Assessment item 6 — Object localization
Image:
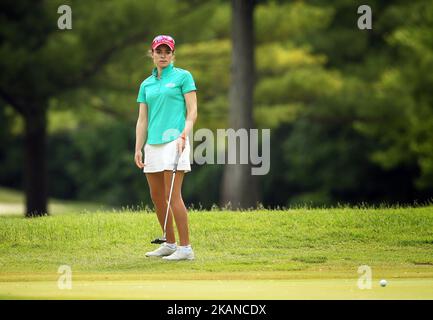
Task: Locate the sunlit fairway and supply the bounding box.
[1,205,433,299]
[2,277,433,300]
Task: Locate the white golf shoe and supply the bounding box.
[162,247,195,261]
[145,243,176,257]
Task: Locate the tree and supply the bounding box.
[0,0,203,216]
[220,0,260,209]
[355,0,433,190]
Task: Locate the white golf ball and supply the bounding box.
[380,279,387,287]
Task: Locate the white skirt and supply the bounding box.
[143,137,191,173]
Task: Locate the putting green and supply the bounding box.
[1,278,432,299]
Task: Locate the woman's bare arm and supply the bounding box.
[177,91,197,154]
[135,103,148,168]
[182,91,198,138]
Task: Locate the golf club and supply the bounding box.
[151,149,182,244]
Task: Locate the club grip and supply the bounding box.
[173,150,181,172]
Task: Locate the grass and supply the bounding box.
[0,187,23,203]
[0,186,107,216]
[2,279,433,300]
[1,206,433,299]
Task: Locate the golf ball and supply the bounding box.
[380,279,387,287]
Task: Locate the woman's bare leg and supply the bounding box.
[163,170,190,246]
[145,172,176,244]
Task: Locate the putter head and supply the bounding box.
[151,237,166,244]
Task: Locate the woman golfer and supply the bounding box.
[135,35,197,260]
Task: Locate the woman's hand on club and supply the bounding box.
[177,137,186,154]
[135,150,144,169]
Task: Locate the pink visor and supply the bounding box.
[151,35,175,51]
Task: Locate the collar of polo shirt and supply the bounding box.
[152,63,174,79]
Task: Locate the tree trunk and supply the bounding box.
[220,0,260,210]
[24,107,48,217]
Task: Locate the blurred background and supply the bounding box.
[1,0,433,216]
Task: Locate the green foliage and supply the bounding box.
[0,105,22,189]
[255,1,334,44]
[64,122,149,206]
[353,0,433,189]
[1,0,433,209]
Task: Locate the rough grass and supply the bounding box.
[1,206,433,278]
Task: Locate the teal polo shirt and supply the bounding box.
[137,63,197,144]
